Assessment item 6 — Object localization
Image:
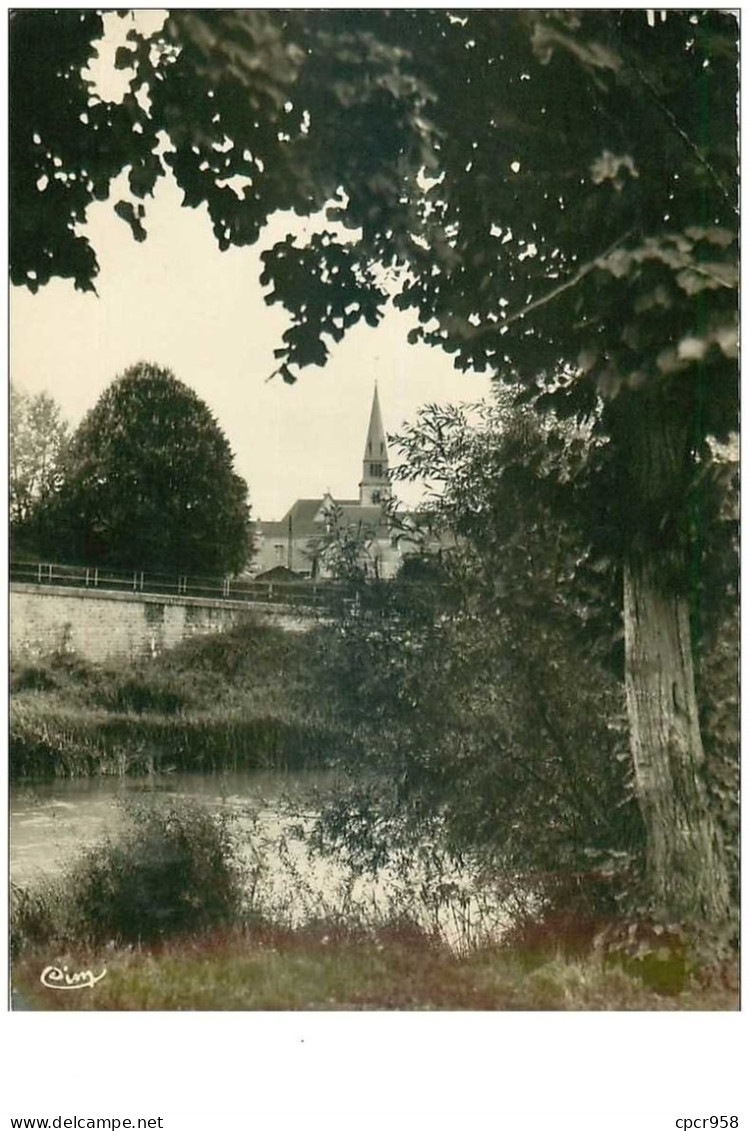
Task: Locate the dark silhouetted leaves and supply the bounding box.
[36,362,251,575]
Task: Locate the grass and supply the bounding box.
[10,616,739,1011]
[11,925,738,1011]
[10,700,339,778]
[11,795,738,1012]
[10,619,354,779]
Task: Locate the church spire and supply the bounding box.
[363,383,386,461]
[359,384,391,506]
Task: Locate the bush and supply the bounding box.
[307,582,643,905]
[11,653,92,694]
[64,799,245,944]
[10,663,60,693]
[12,654,195,713]
[10,880,66,956]
[86,673,189,715]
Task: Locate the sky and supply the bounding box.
[10,9,493,521]
[10,170,492,522]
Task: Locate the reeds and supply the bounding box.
[10,621,352,780]
[11,702,343,779]
[11,796,737,1009]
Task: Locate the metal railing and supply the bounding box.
[9,560,331,609]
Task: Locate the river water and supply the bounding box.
[10,770,511,949]
[11,769,328,886]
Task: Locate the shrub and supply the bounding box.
[307,584,643,907]
[10,663,60,693]
[64,799,245,944]
[10,880,65,956]
[11,654,92,694]
[85,672,189,715]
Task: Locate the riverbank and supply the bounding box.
[10,618,351,780]
[11,925,738,1011]
[11,790,738,1011]
[11,616,739,1011]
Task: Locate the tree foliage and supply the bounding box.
[11,12,737,402]
[10,384,69,536]
[10,10,738,923]
[395,392,737,881]
[11,9,737,581]
[308,427,643,909]
[11,9,737,496]
[393,396,621,660]
[303,502,384,582]
[9,10,157,292]
[394,388,737,669]
[310,386,736,914]
[36,363,251,575]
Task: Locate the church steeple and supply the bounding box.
[359,384,391,506]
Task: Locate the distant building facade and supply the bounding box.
[252,387,440,579]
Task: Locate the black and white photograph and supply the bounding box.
[4,4,742,1125]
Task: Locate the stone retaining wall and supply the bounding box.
[10,584,312,664]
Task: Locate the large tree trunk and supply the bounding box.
[621,406,731,925]
[623,558,730,923]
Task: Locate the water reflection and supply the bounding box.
[11,770,511,950]
[11,768,336,884]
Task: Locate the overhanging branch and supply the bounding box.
[498,229,634,331]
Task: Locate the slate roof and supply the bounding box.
[285,497,358,528]
[255,496,387,540]
[336,504,390,532]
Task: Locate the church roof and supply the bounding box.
[337,504,390,532]
[254,387,393,544]
[255,496,383,539]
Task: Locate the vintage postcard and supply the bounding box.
[5,8,742,1130]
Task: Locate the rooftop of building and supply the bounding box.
[255,496,391,538]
